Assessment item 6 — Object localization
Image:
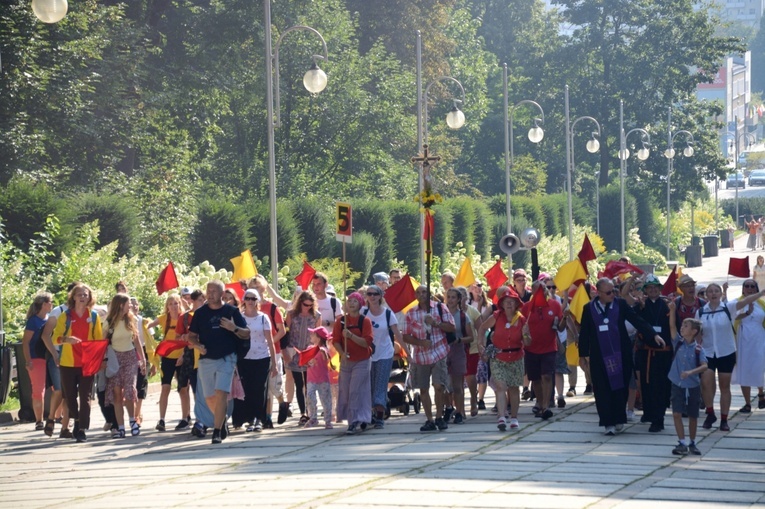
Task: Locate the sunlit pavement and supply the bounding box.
[1,237,764,508]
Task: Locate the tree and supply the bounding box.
[751,15,765,95]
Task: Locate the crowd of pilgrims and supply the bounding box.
[19,267,765,453]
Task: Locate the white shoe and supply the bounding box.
[615,423,624,433]
[626,410,635,422]
[509,418,520,429]
[605,426,616,436]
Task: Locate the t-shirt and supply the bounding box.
[189,304,247,360]
[306,345,330,384]
[105,319,136,353]
[696,300,738,358]
[491,310,525,362]
[242,312,273,360]
[157,313,182,360]
[521,298,563,354]
[317,296,343,329]
[25,315,47,360]
[260,301,284,354]
[331,314,373,362]
[362,306,398,362]
[668,334,707,388]
[51,308,103,368]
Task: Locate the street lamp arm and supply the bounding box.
[571,116,601,137]
[423,76,466,144]
[273,25,329,128]
[625,128,651,145]
[669,130,695,145]
[509,99,545,128]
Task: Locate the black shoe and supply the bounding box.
[264,417,274,429]
[648,423,663,433]
[640,414,651,423]
[277,402,289,424]
[542,409,553,420]
[583,384,593,395]
[435,417,448,431]
[346,422,358,435]
[174,419,189,431]
[702,413,717,429]
[688,443,701,455]
[477,399,486,410]
[211,429,222,444]
[221,424,229,441]
[443,407,454,422]
[557,397,566,408]
[155,419,166,432]
[191,423,206,438]
[740,404,752,413]
[420,420,437,432]
[59,428,73,439]
[453,412,464,425]
[522,388,531,401]
[759,395,765,410]
[75,430,87,443]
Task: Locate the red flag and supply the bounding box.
[577,234,597,274]
[297,344,322,367]
[484,259,508,301]
[661,266,678,296]
[294,260,317,291]
[530,284,547,308]
[76,340,109,377]
[155,261,180,295]
[155,340,188,358]
[385,273,418,313]
[225,282,244,300]
[423,210,435,241]
[728,257,750,278]
[602,260,644,279]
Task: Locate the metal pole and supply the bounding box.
[565,85,574,260]
[620,100,626,255]
[667,107,672,260]
[596,173,600,236]
[416,31,425,280]
[735,115,739,230]
[264,0,279,290]
[504,63,511,237]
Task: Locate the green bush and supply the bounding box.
[344,231,377,285]
[539,197,561,237]
[513,196,545,234]
[444,197,476,255]
[192,198,249,268]
[388,201,421,278]
[73,192,140,257]
[599,184,637,253]
[473,200,492,259]
[352,201,395,276]
[572,194,595,230]
[722,197,765,228]
[293,197,334,261]
[431,204,454,266]
[248,200,301,267]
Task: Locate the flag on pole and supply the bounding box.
[295,260,317,290]
[454,257,477,288]
[553,259,587,293]
[225,282,244,300]
[577,234,597,274]
[297,345,322,367]
[155,340,188,358]
[728,257,750,278]
[78,340,110,377]
[569,283,591,323]
[385,273,418,313]
[661,266,678,296]
[530,284,547,308]
[484,259,508,300]
[231,249,257,281]
[601,260,644,279]
[155,261,179,295]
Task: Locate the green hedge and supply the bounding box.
[473,200,492,259]
[0,179,72,253]
[293,197,334,261]
[345,231,377,285]
[599,184,637,252]
[444,197,476,254]
[388,201,421,277]
[351,201,395,276]
[193,198,249,268]
[248,200,300,265]
[74,192,140,257]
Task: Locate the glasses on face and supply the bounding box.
[546,285,556,290]
[514,277,526,281]
[76,293,89,298]
[302,301,314,306]
[744,284,757,289]
[599,290,614,296]
[244,297,258,302]
[366,292,380,297]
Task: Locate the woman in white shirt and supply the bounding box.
[696,282,765,431]
[731,280,765,413]
[232,289,277,432]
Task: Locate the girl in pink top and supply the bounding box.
[304,327,333,429]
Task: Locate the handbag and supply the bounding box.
[105,328,120,378]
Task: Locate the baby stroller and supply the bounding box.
[385,348,420,417]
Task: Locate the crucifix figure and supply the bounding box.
[411,143,441,183]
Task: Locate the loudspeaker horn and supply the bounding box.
[499,233,521,255]
[520,228,541,249]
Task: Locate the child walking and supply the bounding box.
[303,327,333,429]
[668,300,708,456]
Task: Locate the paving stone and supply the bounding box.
[488,480,619,497]
[635,487,761,503]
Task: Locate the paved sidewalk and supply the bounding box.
[1,235,764,509]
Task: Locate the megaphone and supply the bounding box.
[520,228,541,249]
[499,233,521,255]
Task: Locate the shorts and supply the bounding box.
[490,358,524,387]
[268,355,284,400]
[176,348,195,389]
[706,352,736,374]
[524,351,556,381]
[198,354,237,396]
[555,347,570,375]
[160,356,179,386]
[671,384,701,418]
[410,357,449,391]
[465,353,480,376]
[46,355,61,391]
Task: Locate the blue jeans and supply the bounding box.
[370,357,393,409]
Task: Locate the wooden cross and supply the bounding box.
[411,143,441,180]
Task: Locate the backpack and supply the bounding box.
[64,309,99,340]
[340,315,373,354]
[362,307,395,345]
[698,304,735,336]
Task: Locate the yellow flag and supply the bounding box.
[553,259,587,293]
[454,257,477,288]
[676,266,685,296]
[231,249,257,281]
[570,283,591,323]
[401,276,421,315]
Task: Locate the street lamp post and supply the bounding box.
[726,115,757,230]
[664,107,695,260]
[416,31,466,278]
[564,85,600,259]
[265,0,328,290]
[595,170,601,236]
[618,100,651,254]
[505,77,544,239]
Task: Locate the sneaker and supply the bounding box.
[191,422,206,438]
[522,388,532,401]
[298,415,310,426]
[346,422,358,435]
[59,428,73,439]
[75,430,87,443]
[130,421,140,437]
[672,443,688,455]
[509,418,520,429]
[566,387,576,397]
[649,423,663,433]
[263,417,274,429]
[702,413,717,429]
[435,417,448,431]
[252,420,263,432]
[739,404,752,414]
[174,419,190,431]
[491,405,498,414]
[719,420,730,432]
[111,429,126,439]
[541,409,553,420]
[688,442,701,455]
[604,426,616,436]
[615,423,624,433]
[359,422,368,432]
[626,410,636,422]
[373,419,384,430]
[211,429,222,444]
[277,402,289,424]
[325,422,333,429]
[497,417,507,431]
[420,420,437,432]
[221,424,229,441]
[584,384,593,395]
[557,397,566,408]
[443,406,454,422]
[453,412,464,425]
[477,399,486,410]
[155,419,166,432]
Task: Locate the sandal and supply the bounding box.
[35,421,45,431]
[43,419,55,437]
[531,406,541,416]
[298,415,309,426]
[740,404,752,414]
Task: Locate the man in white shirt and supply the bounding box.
[312,272,343,329]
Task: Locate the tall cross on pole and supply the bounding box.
[411,143,441,301]
[411,143,441,180]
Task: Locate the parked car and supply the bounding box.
[727,172,746,188]
[749,169,765,186]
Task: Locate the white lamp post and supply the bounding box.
[664,107,695,260]
[32,0,67,23]
[618,100,651,254]
[725,115,757,231]
[415,31,466,277]
[265,0,328,290]
[564,85,600,259]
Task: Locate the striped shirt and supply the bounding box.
[403,302,454,365]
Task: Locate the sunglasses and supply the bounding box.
[599,290,614,296]
[302,301,314,306]
[546,285,556,290]
[743,284,757,289]
[244,297,258,301]
[366,292,380,297]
